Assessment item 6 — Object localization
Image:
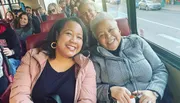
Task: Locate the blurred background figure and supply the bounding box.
[26,6,41,33]
[0,20,21,75]
[37,6,47,21]
[14,12,33,56]
[5,11,16,28]
[58,0,71,17]
[48,3,62,15]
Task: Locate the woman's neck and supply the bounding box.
[48,52,75,72]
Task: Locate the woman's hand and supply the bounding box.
[133,90,157,103]
[110,86,131,103]
[3,47,14,56]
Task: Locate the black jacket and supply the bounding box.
[0,27,21,59]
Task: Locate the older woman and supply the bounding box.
[90,12,168,103]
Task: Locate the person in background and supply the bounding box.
[5,11,15,28]
[90,12,168,103]
[78,0,98,48]
[37,6,47,21]
[0,20,21,75]
[58,0,71,17]
[10,17,96,103]
[14,12,33,56]
[25,6,41,33]
[48,3,62,15]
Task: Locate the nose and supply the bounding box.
[105,31,111,39]
[70,36,77,43]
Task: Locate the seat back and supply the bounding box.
[40,20,56,33]
[26,32,48,50]
[47,13,66,21]
[115,18,131,36]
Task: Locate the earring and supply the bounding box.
[51,42,56,49]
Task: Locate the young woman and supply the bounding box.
[10,17,96,103]
[14,12,33,41]
[5,11,15,28]
[90,12,168,103]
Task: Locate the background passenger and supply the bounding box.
[58,0,71,17]
[48,3,62,15]
[78,0,98,48]
[25,6,41,33]
[10,17,96,103]
[0,21,21,75]
[37,6,47,21]
[5,11,15,28]
[15,12,33,56]
[90,12,168,103]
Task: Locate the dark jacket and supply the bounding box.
[90,35,168,103]
[32,15,41,33]
[0,25,21,59]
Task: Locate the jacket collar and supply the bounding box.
[31,49,90,70]
[92,36,130,59]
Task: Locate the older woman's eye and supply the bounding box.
[98,34,104,38]
[109,28,115,33]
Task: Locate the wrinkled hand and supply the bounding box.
[110,86,131,103]
[133,90,157,103]
[3,48,13,56]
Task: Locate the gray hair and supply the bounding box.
[90,12,115,38]
[78,0,98,12]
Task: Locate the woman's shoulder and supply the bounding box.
[22,48,48,64]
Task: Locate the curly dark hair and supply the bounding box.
[39,17,88,59]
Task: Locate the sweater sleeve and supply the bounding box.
[138,36,168,99]
[92,61,111,102]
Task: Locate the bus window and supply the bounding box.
[136,0,180,56]
[105,0,128,18]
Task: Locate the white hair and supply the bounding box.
[90,12,116,38]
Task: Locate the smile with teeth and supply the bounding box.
[108,38,115,44]
[67,45,76,51]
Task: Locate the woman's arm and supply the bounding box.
[10,50,33,103]
[139,36,168,99]
[78,60,96,103]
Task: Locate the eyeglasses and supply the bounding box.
[49,9,55,13]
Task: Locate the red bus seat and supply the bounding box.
[40,20,56,33]
[47,13,66,21]
[115,18,131,36]
[26,32,48,50]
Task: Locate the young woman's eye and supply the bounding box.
[66,32,72,35]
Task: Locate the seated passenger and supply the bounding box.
[5,11,16,29]
[0,21,21,75]
[37,6,47,21]
[14,12,33,41]
[48,3,62,15]
[14,12,33,55]
[26,6,41,33]
[58,0,71,17]
[78,0,98,48]
[90,12,168,103]
[10,17,96,103]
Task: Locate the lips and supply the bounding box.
[66,45,76,51]
[108,38,115,44]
